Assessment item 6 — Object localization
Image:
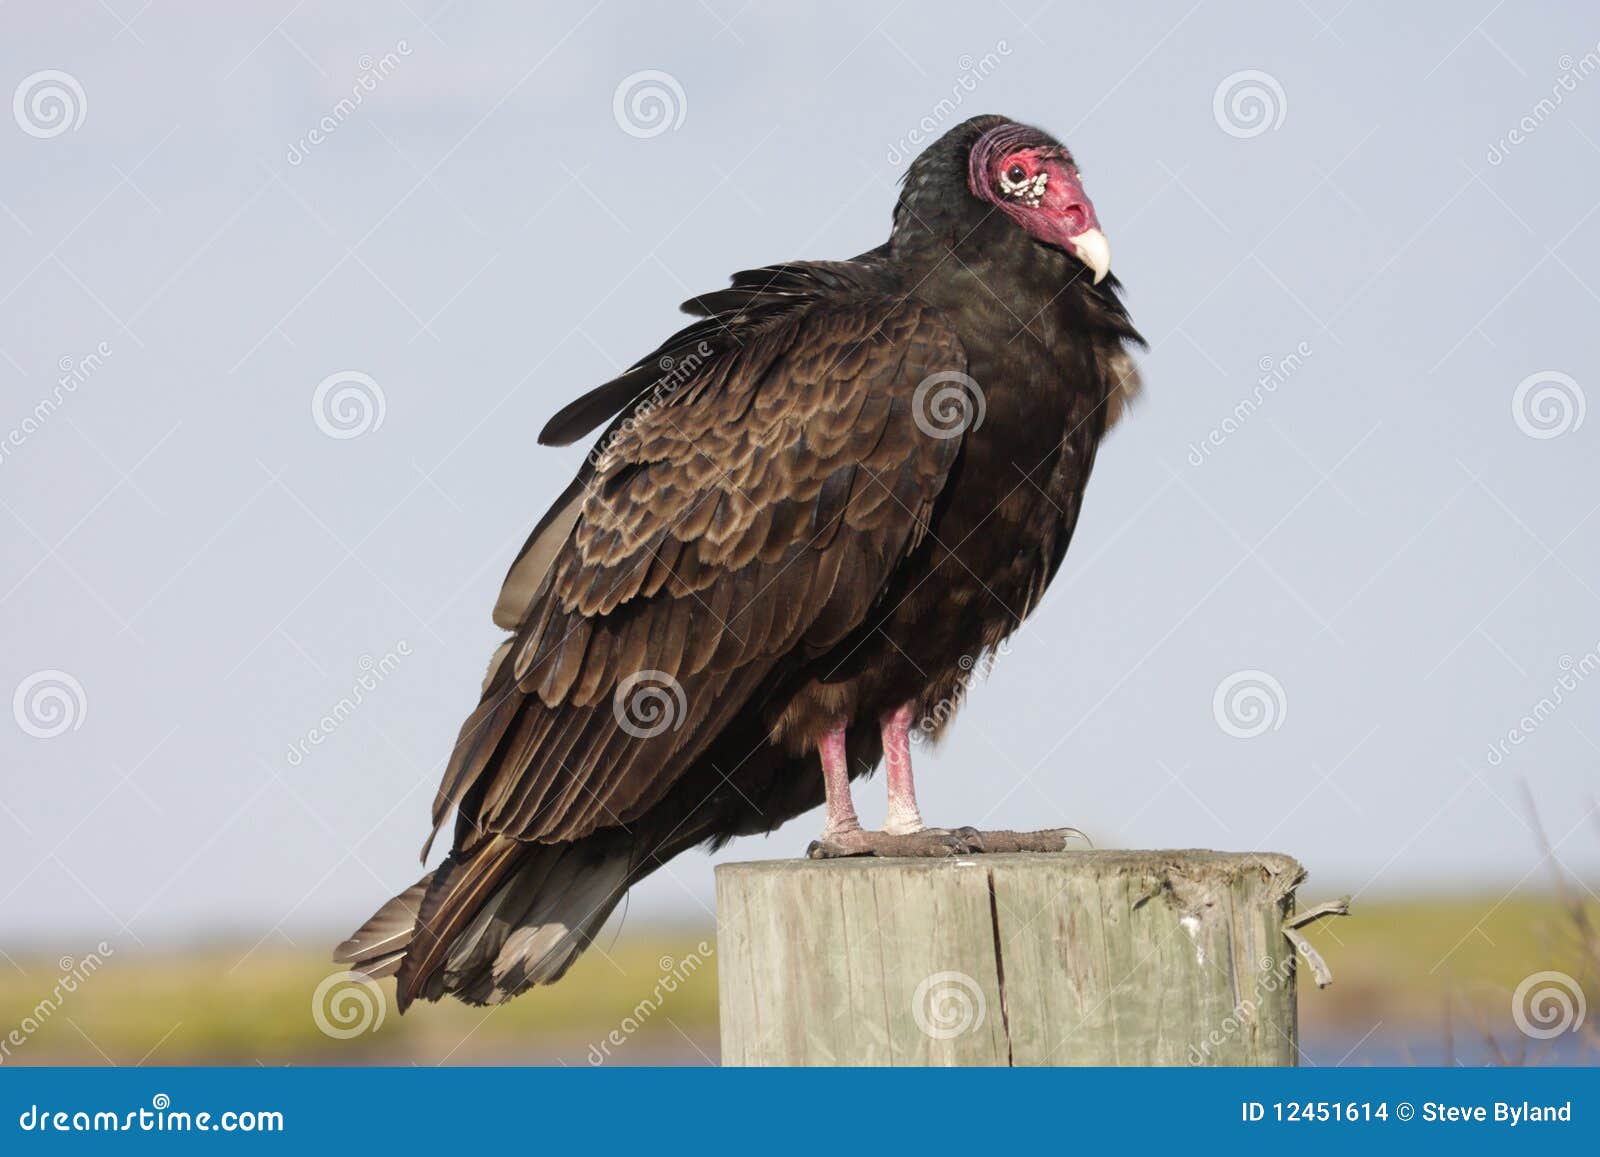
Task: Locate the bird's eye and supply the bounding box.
[1005,164,1026,183]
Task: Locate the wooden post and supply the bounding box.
[715,849,1306,1066]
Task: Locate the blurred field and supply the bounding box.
[0,927,719,1067]
[0,892,1594,1066]
[1295,891,1598,1064]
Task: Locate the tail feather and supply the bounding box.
[335,832,634,1012]
[395,836,523,1010]
[332,875,430,973]
[486,842,630,992]
[351,948,407,980]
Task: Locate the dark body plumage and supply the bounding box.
[337,115,1144,1008]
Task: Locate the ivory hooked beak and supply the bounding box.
[1068,228,1111,284]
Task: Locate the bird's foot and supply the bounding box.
[806,826,984,859]
[807,825,1090,859]
[963,826,1091,853]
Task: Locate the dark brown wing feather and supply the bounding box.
[536,257,886,447]
[396,297,967,1003]
[429,298,966,855]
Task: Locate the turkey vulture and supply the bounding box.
[337,114,1144,1009]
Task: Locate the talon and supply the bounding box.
[967,826,1091,853]
[807,828,973,859]
[1057,826,1092,849]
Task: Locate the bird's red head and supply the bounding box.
[967,122,1111,284]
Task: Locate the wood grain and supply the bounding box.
[716,850,1305,1066]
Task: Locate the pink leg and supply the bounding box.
[881,702,926,835]
[808,710,966,858]
[808,709,1088,859]
[817,723,861,838]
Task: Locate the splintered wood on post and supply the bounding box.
[715,850,1312,1066]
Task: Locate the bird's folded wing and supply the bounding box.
[429,298,968,853]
